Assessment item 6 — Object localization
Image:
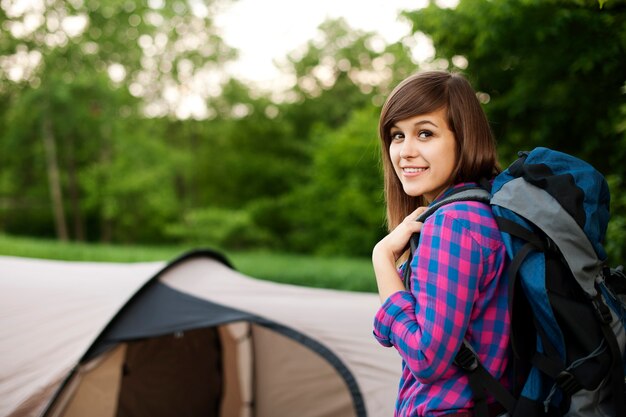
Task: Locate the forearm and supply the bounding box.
[372,243,406,302]
[373,291,450,383]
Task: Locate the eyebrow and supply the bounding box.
[391,119,439,129]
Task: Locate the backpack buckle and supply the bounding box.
[555,371,582,396]
[591,295,613,324]
[454,342,479,372]
[544,237,558,253]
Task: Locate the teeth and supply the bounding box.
[403,168,426,173]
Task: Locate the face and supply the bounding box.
[388,107,457,203]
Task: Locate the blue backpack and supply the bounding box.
[403,147,626,417]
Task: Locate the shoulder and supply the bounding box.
[436,200,496,226]
[423,201,503,251]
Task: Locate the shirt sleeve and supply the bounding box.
[372,210,485,383]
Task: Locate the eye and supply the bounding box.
[390,131,404,142]
[418,130,433,140]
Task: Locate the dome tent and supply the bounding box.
[0,249,400,417]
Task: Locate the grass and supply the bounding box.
[0,234,377,293]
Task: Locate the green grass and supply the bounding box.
[0,234,376,293]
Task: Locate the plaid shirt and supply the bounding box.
[373,183,512,417]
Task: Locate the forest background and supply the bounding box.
[1,0,625,287]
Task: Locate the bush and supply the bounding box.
[606,175,626,264]
[165,207,272,249]
[281,106,387,256]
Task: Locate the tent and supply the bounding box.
[0,249,401,417]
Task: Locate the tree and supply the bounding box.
[239,18,418,255]
[402,0,626,260]
[0,0,237,241]
[278,106,385,256]
[403,0,626,167]
[278,18,418,138]
[2,67,133,240]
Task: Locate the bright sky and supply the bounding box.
[213,0,452,91]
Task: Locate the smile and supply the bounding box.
[402,167,427,174]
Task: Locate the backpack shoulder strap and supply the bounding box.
[416,187,492,223]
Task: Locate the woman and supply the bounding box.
[372,70,511,416]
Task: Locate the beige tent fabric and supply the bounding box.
[0,253,402,417]
[219,322,254,417]
[0,256,162,417]
[160,256,401,417]
[60,344,126,417]
[252,324,356,417]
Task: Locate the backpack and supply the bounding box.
[402,147,626,417]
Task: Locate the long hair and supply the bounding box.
[379,71,499,230]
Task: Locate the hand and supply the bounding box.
[372,206,427,301]
[373,206,427,263]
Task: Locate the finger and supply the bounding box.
[400,216,424,235]
[413,206,428,216]
[407,220,424,234]
[405,206,428,222]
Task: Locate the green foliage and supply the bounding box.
[278,18,416,137]
[404,0,626,170]
[165,206,272,249]
[284,106,386,256]
[230,250,376,292]
[0,5,413,255]
[3,0,625,260]
[80,117,183,242]
[1,66,136,238]
[606,175,626,264]
[0,0,237,242]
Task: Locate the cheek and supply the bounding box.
[443,143,458,176]
[388,145,400,166]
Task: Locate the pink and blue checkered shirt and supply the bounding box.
[373,183,512,417]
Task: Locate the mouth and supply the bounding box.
[402,167,428,175]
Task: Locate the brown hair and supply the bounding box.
[379,70,499,230]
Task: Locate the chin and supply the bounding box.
[402,187,424,197]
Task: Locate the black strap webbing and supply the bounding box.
[506,242,534,359]
[495,216,548,252]
[455,341,517,417]
[599,321,626,417]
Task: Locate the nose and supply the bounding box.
[399,137,419,159]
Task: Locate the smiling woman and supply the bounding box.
[371,71,509,417]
